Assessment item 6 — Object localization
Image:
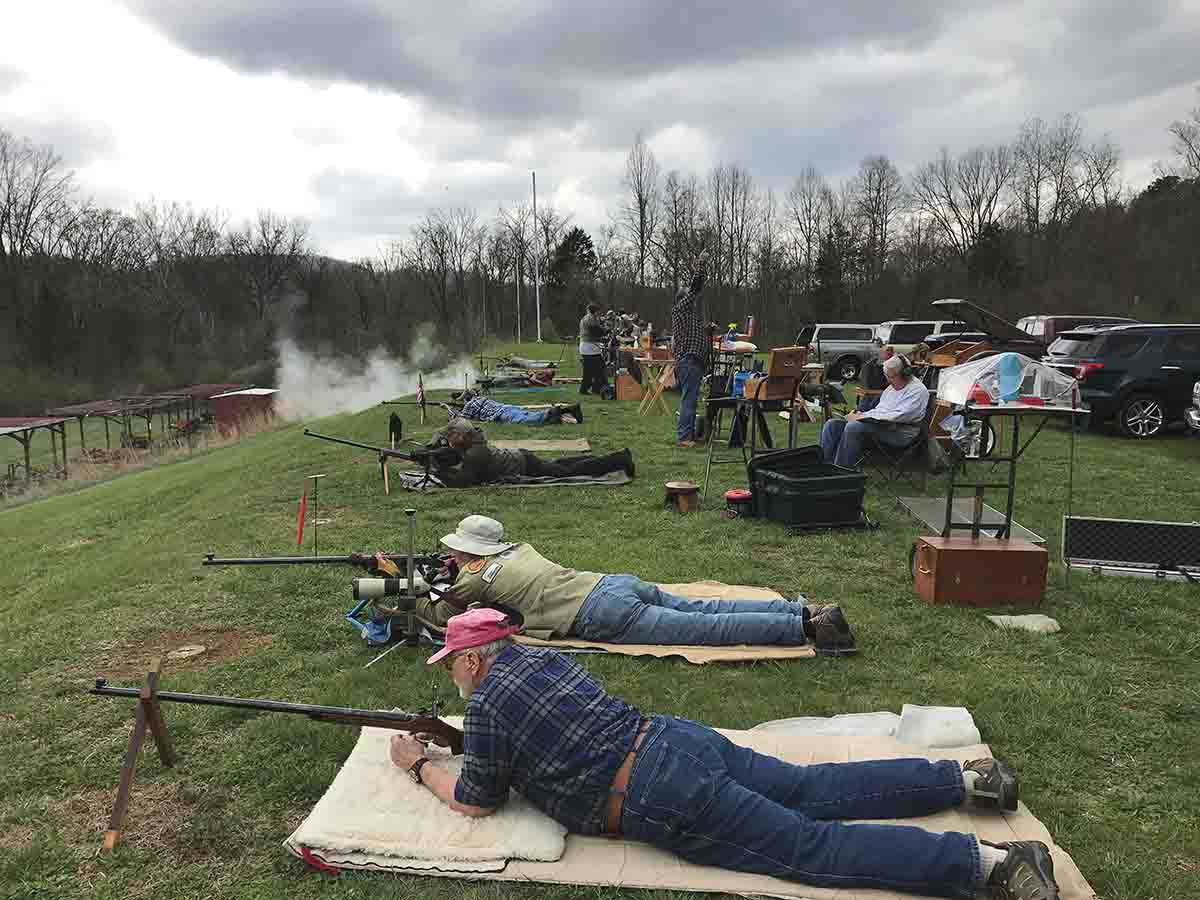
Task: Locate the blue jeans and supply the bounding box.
[675,354,703,441]
[493,404,552,425]
[572,575,805,645]
[820,418,914,468]
[622,716,979,899]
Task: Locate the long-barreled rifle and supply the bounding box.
[88,659,464,854]
[304,428,461,493]
[201,551,444,570]
[90,679,464,754]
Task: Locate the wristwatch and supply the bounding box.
[408,757,430,785]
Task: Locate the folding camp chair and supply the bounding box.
[859,389,937,492]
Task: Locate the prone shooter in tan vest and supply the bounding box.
[415,515,856,652]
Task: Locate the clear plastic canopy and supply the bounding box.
[937,352,1081,408]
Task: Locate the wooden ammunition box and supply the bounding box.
[615,372,644,401]
[913,536,1047,607]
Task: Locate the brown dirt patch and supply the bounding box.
[98,627,274,678]
[62,536,100,549]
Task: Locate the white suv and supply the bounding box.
[875,320,970,356]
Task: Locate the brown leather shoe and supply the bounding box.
[986,841,1059,899]
[676,440,697,449]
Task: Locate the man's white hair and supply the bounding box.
[456,636,515,662]
[883,355,906,374]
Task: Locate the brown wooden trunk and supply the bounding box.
[914,536,1047,607]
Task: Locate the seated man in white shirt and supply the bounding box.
[819,355,929,468]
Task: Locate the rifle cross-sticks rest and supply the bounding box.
[89,657,464,852]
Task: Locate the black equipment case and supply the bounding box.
[747,447,867,529]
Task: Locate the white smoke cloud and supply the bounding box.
[273,327,478,421]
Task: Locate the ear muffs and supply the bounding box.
[898,355,914,377]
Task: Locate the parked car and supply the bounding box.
[1185,381,1200,434]
[1045,324,1200,438]
[1017,314,1139,345]
[794,323,877,381]
[874,319,969,356]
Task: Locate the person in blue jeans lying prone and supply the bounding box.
[452,390,584,426]
[412,514,855,653]
[388,608,1060,900]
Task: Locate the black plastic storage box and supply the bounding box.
[749,450,866,529]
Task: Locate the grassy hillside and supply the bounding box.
[1,343,1197,900]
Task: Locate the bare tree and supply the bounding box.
[1167,98,1200,178]
[497,204,534,340]
[227,210,309,320]
[0,130,76,266]
[909,145,1015,267]
[1080,137,1124,209]
[659,171,707,291]
[784,167,828,296]
[1013,115,1084,278]
[853,155,904,280]
[621,133,660,288]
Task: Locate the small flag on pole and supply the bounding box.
[416,373,426,425]
[296,491,307,546]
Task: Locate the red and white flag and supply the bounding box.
[296,491,307,546]
[416,373,426,423]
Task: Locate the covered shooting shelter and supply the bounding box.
[0,416,72,482]
[48,384,247,450]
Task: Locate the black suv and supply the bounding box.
[1046,324,1200,438]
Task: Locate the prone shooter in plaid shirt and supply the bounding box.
[387,608,1062,900]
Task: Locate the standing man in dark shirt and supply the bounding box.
[388,608,1062,900]
[671,254,708,448]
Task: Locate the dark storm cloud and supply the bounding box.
[125,0,994,124]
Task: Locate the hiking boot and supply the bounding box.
[809,606,856,656]
[622,448,636,478]
[963,758,1019,812]
[986,841,1059,900]
[676,439,697,449]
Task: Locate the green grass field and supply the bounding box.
[1,342,1197,900]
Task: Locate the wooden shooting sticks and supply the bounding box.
[98,656,176,853]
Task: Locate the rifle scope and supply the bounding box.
[352,575,430,603]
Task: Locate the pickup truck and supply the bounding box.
[794,323,877,381]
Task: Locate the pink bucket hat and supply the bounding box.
[426,607,523,665]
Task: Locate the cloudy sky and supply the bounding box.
[3,0,1197,260]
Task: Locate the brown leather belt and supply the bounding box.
[604,717,653,835]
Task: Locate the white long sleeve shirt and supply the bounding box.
[859,379,930,437]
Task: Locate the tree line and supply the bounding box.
[1,95,1198,414]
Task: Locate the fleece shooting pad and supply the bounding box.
[286,722,1096,900]
[516,581,817,664]
[490,438,591,451]
[398,469,631,492]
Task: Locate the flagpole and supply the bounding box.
[533,171,542,343]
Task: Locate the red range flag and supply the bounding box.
[296,491,307,546]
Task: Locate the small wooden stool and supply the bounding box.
[664,480,702,513]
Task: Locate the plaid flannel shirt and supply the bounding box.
[454,644,643,834]
[460,395,506,422]
[671,273,707,362]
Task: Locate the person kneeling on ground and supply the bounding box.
[414,514,854,652]
[388,608,1060,900]
[434,419,632,488]
[820,354,928,469]
[452,390,583,426]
